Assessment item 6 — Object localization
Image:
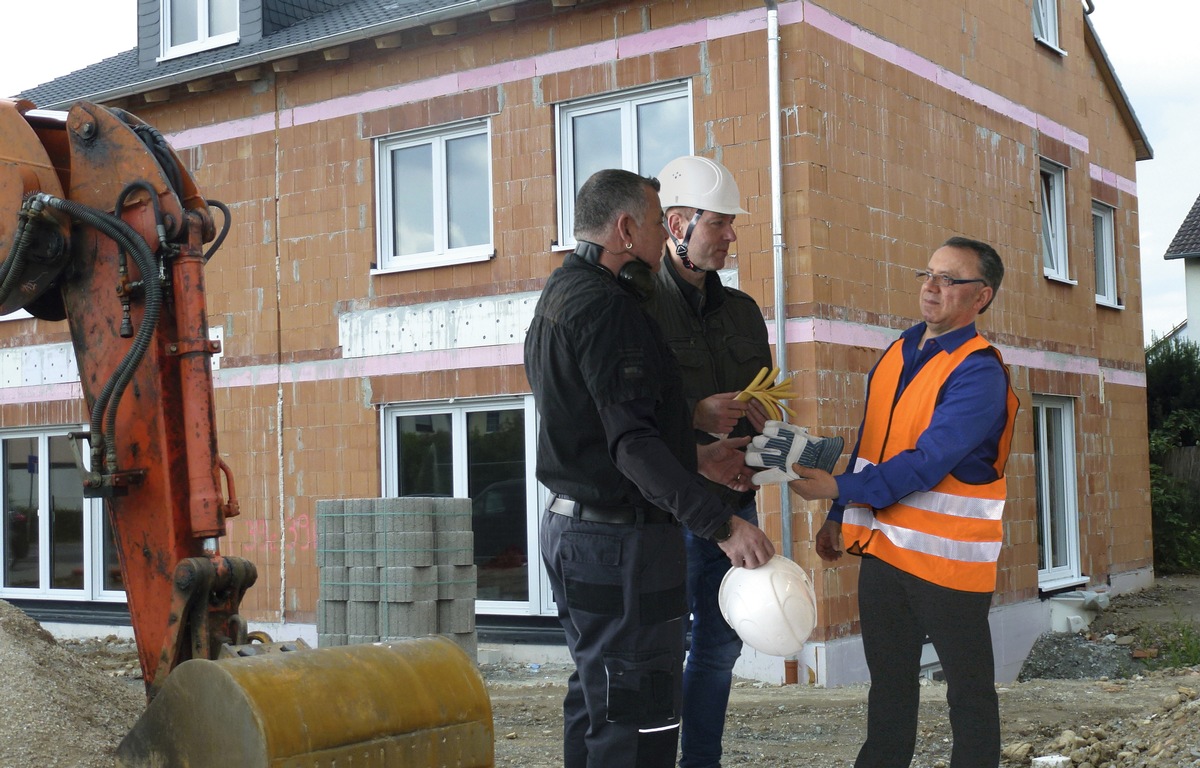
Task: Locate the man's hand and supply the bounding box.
[694,392,749,436]
[815,518,844,562]
[787,467,840,500]
[697,435,754,492]
[744,398,768,433]
[718,516,776,568]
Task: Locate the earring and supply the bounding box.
[625,243,633,250]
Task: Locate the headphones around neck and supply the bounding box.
[574,240,656,299]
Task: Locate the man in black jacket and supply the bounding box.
[525,168,774,768]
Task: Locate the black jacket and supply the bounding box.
[524,251,732,538]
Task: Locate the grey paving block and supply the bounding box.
[347,600,379,636]
[317,633,347,647]
[436,598,476,634]
[348,566,381,601]
[319,565,350,601]
[382,600,438,638]
[436,564,478,600]
[442,631,478,663]
[435,531,474,566]
[375,497,436,533]
[317,600,347,634]
[379,531,436,566]
[432,497,472,532]
[380,565,439,602]
[345,531,378,567]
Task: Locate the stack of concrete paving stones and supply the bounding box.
[316,497,478,661]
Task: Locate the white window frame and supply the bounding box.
[374,120,494,273]
[160,0,240,60]
[1032,0,1063,52]
[0,428,120,602]
[555,82,693,250]
[1040,159,1071,283]
[1092,201,1120,308]
[1032,396,1082,590]
[380,396,553,616]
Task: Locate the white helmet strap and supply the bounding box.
[666,209,707,272]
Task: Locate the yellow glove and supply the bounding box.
[734,366,798,421]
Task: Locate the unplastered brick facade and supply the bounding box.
[2,0,1152,684]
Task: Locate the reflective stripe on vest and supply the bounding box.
[841,335,1018,592]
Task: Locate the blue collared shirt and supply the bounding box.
[827,321,1010,523]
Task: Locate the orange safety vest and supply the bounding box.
[841,333,1019,593]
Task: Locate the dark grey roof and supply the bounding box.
[19,0,518,108]
[1165,194,1200,260]
[265,0,347,35]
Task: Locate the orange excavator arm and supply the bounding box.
[0,97,246,694]
[1,97,492,767]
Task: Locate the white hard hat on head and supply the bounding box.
[718,555,817,657]
[657,155,748,215]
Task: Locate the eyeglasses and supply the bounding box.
[915,270,986,288]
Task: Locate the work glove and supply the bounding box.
[745,421,844,485]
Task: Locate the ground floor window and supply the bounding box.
[382,397,547,610]
[0,429,122,600]
[1032,396,1081,588]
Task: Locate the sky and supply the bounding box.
[0,1,1196,344]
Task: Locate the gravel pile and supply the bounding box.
[1019,631,1148,681]
[1002,667,1200,767]
[0,600,144,768]
[1013,609,1200,767]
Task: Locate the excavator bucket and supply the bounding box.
[117,636,494,768]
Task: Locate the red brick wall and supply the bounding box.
[1,0,1151,631]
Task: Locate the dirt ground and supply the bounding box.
[0,575,1197,767]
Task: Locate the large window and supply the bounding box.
[1040,159,1070,282]
[382,399,540,607]
[1032,396,1081,589]
[375,121,493,272]
[1032,0,1060,49]
[1092,202,1119,307]
[0,430,121,600]
[556,83,692,248]
[161,0,238,59]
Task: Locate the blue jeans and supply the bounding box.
[679,501,758,768]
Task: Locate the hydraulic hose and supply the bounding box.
[0,200,41,305]
[36,193,164,472]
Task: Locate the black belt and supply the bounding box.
[547,495,675,525]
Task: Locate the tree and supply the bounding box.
[1144,335,1200,573]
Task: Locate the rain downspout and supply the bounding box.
[765,0,790,559]
[765,0,800,686]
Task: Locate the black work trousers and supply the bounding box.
[855,556,1000,768]
[540,509,688,768]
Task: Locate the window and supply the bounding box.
[382,399,541,607]
[375,121,493,272]
[161,0,239,59]
[1032,0,1060,49]
[1092,202,1119,307]
[556,83,693,248]
[1032,396,1080,588]
[1039,159,1069,281]
[0,430,122,600]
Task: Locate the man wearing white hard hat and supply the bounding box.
[642,155,777,768]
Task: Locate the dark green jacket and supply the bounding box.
[642,255,772,508]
